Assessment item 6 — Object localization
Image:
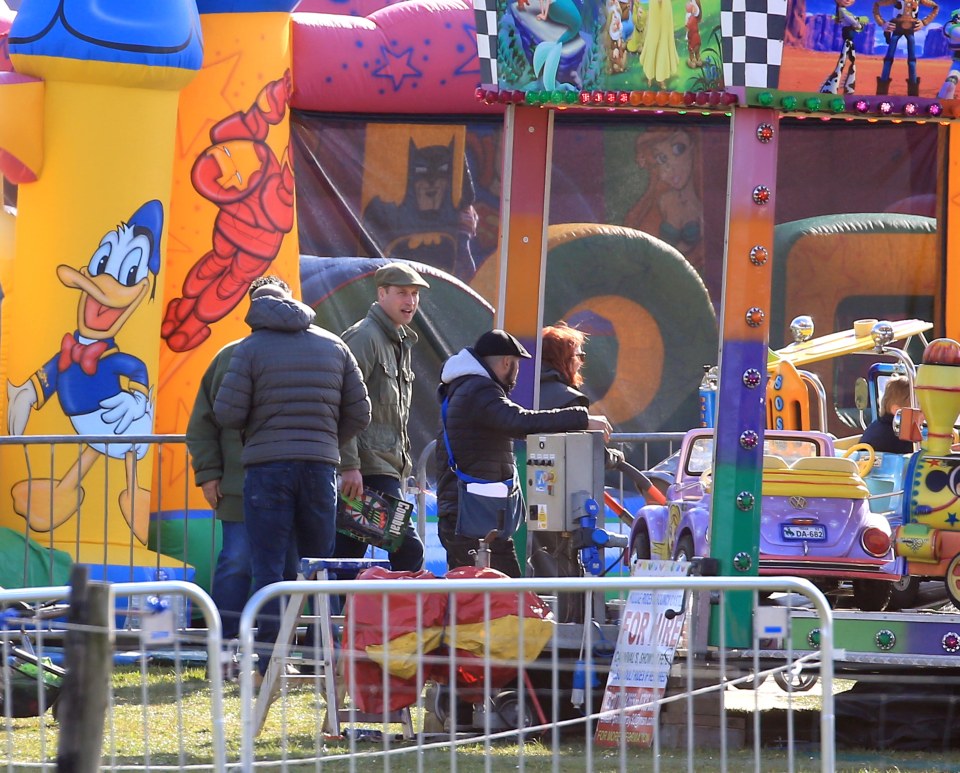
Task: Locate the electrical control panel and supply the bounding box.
[525,431,605,532]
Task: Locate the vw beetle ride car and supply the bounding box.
[629,429,900,610]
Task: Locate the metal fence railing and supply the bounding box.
[236,573,836,773]
[0,580,225,772]
[1,432,683,593]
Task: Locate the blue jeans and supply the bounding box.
[211,517,252,640]
[333,474,425,573]
[880,31,917,81]
[244,460,337,673]
[212,517,298,640]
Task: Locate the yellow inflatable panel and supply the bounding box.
[767,359,810,431]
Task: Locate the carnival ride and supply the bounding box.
[1,0,960,730]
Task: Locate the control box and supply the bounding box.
[526,431,605,532]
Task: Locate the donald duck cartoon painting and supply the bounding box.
[6,200,162,544]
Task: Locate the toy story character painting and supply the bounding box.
[779,0,960,98]
[938,8,960,97]
[874,0,939,95]
[5,201,162,543]
[819,0,868,93]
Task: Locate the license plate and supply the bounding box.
[781,524,826,541]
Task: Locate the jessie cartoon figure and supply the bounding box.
[819,0,867,94]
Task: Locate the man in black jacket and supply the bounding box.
[435,329,611,577]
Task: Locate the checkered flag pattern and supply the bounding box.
[473,0,499,87]
[721,0,788,89]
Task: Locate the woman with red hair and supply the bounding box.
[540,322,589,410]
[531,322,610,622]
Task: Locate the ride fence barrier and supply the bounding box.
[0,434,203,594]
[0,432,683,595]
[0,580,225,772]
[236,573,836,773]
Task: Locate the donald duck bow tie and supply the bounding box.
[58,333,109,376]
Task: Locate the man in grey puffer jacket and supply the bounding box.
[214,283,370,675]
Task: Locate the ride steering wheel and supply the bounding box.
[842,442,876,477]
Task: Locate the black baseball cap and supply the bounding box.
[473,329,532,359]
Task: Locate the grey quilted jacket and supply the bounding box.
[213,294,371,467]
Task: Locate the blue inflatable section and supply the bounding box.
[9,0,203,69]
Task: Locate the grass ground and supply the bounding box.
[3,666,960,771]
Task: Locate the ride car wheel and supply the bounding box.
[887,575,921,611]
[493,690,536,730]
[732,671,768,690]
[945,553,960,608]
[852,579,892,611]
[773,666,818,693]
[674,534,695,563]
[632,525,651,561]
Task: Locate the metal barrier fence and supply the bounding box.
[0,564,837,770]
[0,434,202,592]
[413,432,684,525]
[0,581,224,772]
[5,432,850,772]
[0,432,682,592]
[237,574,836,773]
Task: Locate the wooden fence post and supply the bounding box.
[56,564,112,772]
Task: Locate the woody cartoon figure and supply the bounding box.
[873,0,939,96]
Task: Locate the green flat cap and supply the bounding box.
[375,262,430,288]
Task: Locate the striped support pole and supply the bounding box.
[710,107,779,647]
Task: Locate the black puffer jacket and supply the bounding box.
[539,367,589,410]
[214,294,371,467]
[435,348,589,516]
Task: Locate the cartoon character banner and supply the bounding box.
[0,1,202,573]
[780,0,960,99]
[153,6,300,592]
[487,0,960,99]
[491,0,725,93]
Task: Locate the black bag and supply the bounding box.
[441,396,523,539]
[454,476,524,539]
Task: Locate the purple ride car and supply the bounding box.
[628,429,900,611]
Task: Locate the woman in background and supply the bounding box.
[540,322,590,411]
[532,322,621,621]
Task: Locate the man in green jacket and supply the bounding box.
[336,262,429,571]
